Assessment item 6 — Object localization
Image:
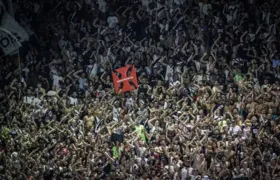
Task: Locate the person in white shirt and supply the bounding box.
[52,72,64,90]
[23,89,34,105]
[125,96,134,109]
[181,166,188,180]
[199,0,212,17]
[97,0,107,13]
[113,101,121,121]
[107,13,119,28]
[232,123,242,135]
[69,92,78,106]
[32,94,41,106]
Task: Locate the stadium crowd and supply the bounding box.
[0,0,280,179]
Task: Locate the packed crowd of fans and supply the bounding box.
[0,0,280,179]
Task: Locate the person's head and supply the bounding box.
[189,45,194,53]
[144,40,148,46]
[204,91,210,98]
[36,83,42,89]
[17,82,22,89]
[251,115,258,122]
[106,75,111,81]
[81,72,86,78]
[155,120,160,127]
[139,100,145,109]
[97,84,103,91]
[114,100,120,107]
[264,79,269,85]
[160,139,165,146]
[156,79,162,86]
[27,89,32,96]
[214,80,219,86]
[227,8,234,16]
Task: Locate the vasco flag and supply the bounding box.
[0,27,21,55]
[112,65,138,93]
[1,13,29,43]
[0,13,29,55]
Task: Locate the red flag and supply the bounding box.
[112,65,138,93]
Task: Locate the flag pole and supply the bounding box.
[156,0,158,24]
[17,50,21,80]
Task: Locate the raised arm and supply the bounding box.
[240,30,248,43]
[136,8,142,20]
[9,78,18,91]
[191,41,198,56]
[211,36,221,52]
[122,7,131,18]
[72,69,83,79]
[100,72,107,84]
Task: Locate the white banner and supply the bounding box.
[0,12,29,55]
[0,27,21,55]
[1,13,29,43]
